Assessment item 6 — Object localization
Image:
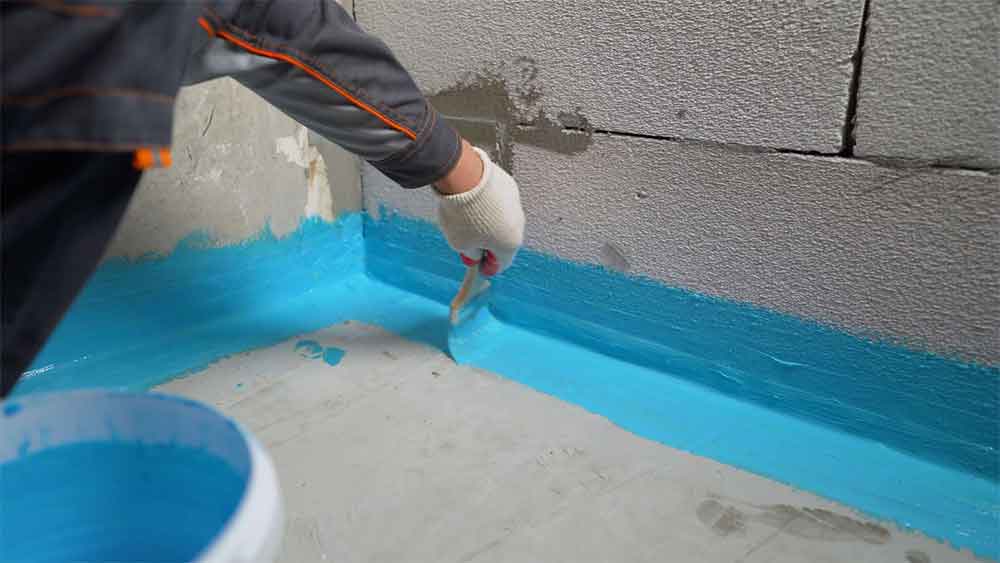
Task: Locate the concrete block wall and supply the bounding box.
[358,0,862,152]
[357,0,999,364]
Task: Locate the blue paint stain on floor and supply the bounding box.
[322,346,345,366]
[295,339,345,366]
[294,340,324,359]
[10,211,999,559]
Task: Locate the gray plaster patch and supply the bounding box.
[515,116,592,158]
[442,117,502,167]
[428,58,593,173]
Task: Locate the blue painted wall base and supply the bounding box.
[15,212,999,559]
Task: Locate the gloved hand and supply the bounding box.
[437,147,525,276]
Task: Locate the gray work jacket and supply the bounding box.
[1,0,460,188]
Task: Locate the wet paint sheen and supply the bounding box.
[13,211,998,558]
[1,441,245,563]
[17,215,367,394]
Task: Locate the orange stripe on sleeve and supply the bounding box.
[197,17,215,36]
[205,24,417,141]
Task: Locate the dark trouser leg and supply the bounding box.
[2,152,142,397]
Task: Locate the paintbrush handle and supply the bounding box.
[450,262,480,325]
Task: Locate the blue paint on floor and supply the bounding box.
[16,215,367,394]
[322,346,346,367]
[294,340,325,359]
[295,339,345,366]
[11,211,999,559]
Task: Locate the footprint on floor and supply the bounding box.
[295,340,324,359]
[696,499,746,536]
[905,550,931,563]
[295,340,346,367]
[697,495,891,544]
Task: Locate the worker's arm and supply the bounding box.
[189,0,524,273]
[188,1,456,188]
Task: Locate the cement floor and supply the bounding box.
[157,321,984,563]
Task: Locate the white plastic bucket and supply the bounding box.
[0,390,283,563]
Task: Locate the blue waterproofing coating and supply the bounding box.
[2,442,245,562]
[12,212,999,558]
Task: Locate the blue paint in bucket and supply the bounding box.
[2,442,244,562]
[0,390,279,562]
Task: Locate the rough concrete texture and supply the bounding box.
[106,78,361,259]
[158,324,981,563]
[363,134,999,365]
[854,0,999,169]
[356,0,863,153]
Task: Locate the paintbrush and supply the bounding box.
[447,253,493,362]
[449,260,482,325]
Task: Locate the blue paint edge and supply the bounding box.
[17,215,369,393]
[12,211,998,558]
[365,211,998,481]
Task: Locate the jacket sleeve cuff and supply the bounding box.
[369,106,462,189]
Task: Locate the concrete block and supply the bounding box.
[854,0,999,168]
[363,134,999,364]
[357,0,864,153]
[107,78,362,259]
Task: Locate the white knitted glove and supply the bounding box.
[437,147,525,275]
